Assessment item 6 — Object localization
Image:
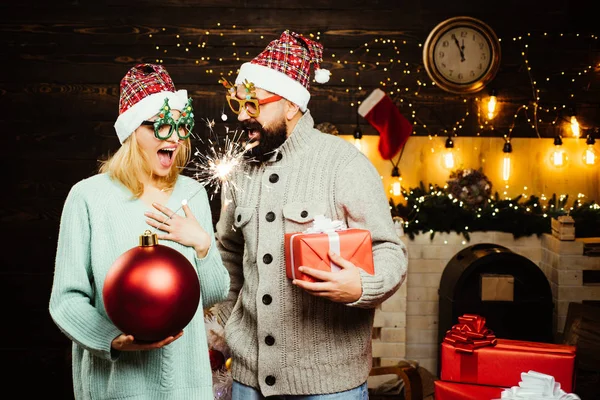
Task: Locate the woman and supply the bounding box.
[49,63,230,399]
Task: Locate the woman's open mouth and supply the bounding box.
[157,147,176,168]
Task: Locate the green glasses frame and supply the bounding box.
[141,97,195,140]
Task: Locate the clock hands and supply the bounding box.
[451,33,466,62]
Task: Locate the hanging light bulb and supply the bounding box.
[502,140,512,182]
[550,135,568,168]
[390,166,403,197]
[353,125,363,151]
[443,136,455,170]
[582,134,597,166]
[570,109,580,138]
[487,89,498,120]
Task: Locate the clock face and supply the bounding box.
[433,26,493,85]
[423,17,501,94]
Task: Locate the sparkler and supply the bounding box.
[185,117,258,203]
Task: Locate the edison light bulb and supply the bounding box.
[389,166,403,197]
[487,92,497,120]
[583,147,597,165]
[443,137,455,170]
[391,180,402,196]
[502,154,511,181]
[502,141,512,182]
[550,136,567,168]
[582,135,597,165]
[551,148,567,167]
[443,150,455,170]
[570,115,580,138]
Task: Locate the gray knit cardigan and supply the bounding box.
[216,110,408,396]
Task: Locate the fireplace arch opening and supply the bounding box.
[437,243,554,369]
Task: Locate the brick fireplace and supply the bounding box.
[369,231,600,378]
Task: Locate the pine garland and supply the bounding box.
[390,180,600,241]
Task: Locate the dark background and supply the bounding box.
[1,0,598,397]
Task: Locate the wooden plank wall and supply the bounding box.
[1,0,598,396]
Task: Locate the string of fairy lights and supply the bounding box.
[148,25,597,139]
[148,25,599,220]
[148,23,600,132]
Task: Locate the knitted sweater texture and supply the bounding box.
[215,111,408,396]
[49,173,230,400]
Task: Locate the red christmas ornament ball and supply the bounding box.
[208,349,225,370]
[103,231,200,342]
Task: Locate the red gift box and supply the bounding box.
[434,380,506,400]
[441,314,576,392]
[284,227,374,283]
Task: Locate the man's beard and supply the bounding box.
[240,118,288,162]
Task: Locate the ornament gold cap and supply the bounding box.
[140,230,159,246]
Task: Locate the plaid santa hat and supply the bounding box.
[235,30,330,112]
[114,63,188,144]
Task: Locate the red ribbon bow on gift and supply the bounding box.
[443,314,497,353]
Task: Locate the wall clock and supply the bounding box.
[423,16,501,94]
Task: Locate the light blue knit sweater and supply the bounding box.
[49,173,230,400]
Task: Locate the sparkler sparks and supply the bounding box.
[184,118,257,203]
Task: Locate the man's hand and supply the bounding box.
[292,251,363,303]
[111,330,184,351]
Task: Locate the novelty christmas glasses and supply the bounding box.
[141,98,195,140]
[221,78,282,118]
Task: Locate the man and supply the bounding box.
[215,30,408,399]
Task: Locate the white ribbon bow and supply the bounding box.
[303,215,346,234]
[496,371,580,400]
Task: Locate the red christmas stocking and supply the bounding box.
[358,88,412,160]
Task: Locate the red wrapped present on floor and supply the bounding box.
[285,215,374,283]
[441,314,576,392]
[434,380,506,400]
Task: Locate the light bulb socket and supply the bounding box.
[569,107,577,117]
[353,126,363,139]
[586,135,596,145]
[391,166,400,177]
[445,136,454,149]
[554,136,563,146]
[490,88,498,97]
[503,141,512,153]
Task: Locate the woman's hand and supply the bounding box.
[111,330,184,351]
[145,202,211,258]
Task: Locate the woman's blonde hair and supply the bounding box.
[99,131,191,198]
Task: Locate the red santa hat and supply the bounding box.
[358,88,413,160]
[235,30,330,112]
[114,63,188,144]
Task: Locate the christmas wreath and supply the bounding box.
[446,168,492,208]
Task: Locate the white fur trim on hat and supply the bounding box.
[114,89,188,144]
[235,63,310,112]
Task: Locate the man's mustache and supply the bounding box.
[239,121,264,133]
